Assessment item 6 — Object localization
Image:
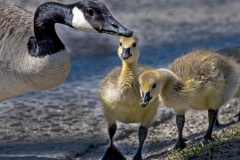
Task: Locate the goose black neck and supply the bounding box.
[28,2,73,57]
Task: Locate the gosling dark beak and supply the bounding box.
[140,92,152,108]
[100,15,133,37]
[121,48,131,59]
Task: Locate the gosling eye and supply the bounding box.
[120,42,122,46]
[86,8,94,16]
[152,83,156,89]
[132,43,136,47]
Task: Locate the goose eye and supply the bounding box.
[120,42,122,46]
[86,8,94,16]
[152,83,156,89]
[132,43,136,47]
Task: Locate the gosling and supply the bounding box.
[138,49,240,149]
[99,36,160,160]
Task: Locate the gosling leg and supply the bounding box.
[102,124,126,160]
[133,126,148,160]
[174,115,187,149]
[202,109,218,143]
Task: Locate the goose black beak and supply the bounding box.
[140,92,152,108]
[121,48,132,59]
[100,15,133,37]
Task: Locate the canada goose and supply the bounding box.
[0,1,132,102]
[99,36,160,160]
[138,50,240,149]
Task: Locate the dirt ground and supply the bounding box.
[185,123,240,160]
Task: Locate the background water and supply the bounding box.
[1,0,240,159]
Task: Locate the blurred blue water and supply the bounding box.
[67,34,240,83]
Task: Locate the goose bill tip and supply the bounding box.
[101,15,133,37]
[119,30,133,37]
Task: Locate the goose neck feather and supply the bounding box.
[157,69,186,104]
[119,61,137,86]
[30,2,73,57]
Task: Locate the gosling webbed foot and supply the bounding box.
[173,141,187,150]
[201,136,215,145]
[102,144,126,160]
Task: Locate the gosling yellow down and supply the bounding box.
[99,36,160,160]
[139,49,240,149]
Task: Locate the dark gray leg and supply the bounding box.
[174,115,187,149]
[203,109,218,143]
[133,126,148,160]
[102,124,126,160]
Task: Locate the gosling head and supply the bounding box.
[139,70,162,108]
[118,35,139,63]
[71,0,133,36]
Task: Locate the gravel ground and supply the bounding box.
[0,0,240,159]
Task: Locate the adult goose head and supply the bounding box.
[28,0,133,57]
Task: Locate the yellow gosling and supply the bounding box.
[139,49,240,149]
[99,36,160,160]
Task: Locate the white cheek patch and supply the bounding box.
[72,7,98,33]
